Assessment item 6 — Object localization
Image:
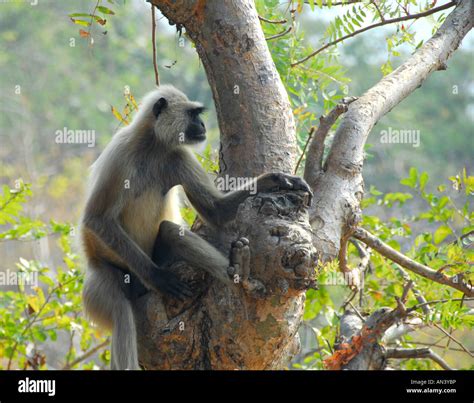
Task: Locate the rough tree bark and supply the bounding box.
[134,0,472,369]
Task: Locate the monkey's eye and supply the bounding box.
[188,107,206,117]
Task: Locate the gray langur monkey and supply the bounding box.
[81,85,313,370]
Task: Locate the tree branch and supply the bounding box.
[303,97,357,188]
[62,339,110,370]
[432,322,474,357]
[291,1,457,67]
[407,297,474,314]
[386,347,453,370]
[371,0,385,22]
[394,264,431,315]
[353,228,474,297]
[259,15,287,24]
[151,4,160,86]
[304,0,363,6]
[265,26,292,41]
[324,0,472,175]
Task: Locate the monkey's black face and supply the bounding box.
[184,107,206,144]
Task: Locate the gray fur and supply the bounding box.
[81,85,313,370]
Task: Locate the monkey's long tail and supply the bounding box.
[111,298,139,370]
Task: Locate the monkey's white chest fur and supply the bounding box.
[120,186,182,256]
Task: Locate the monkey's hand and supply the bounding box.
[257,173,313,205]
[149,268,193,301]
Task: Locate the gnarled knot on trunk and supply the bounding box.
[134,190,318,369]
[230,190,319,296]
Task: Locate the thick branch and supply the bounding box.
[353,228,474,297]
[292,1,457,67]
[303,97,357,188]
[324,0,472,175]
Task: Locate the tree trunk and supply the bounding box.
[134,0,316,369]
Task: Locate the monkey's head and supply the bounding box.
[139,85,207,148]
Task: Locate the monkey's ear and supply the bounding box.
[153,97,168,118]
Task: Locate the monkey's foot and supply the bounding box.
[227,237,266,297]
[227,237,250,283]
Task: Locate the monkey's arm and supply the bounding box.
[175,149,313,227]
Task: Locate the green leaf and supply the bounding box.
[433,225,452,244]
[97,6,115,15]
[70,18,91,27]
[400,167,418,188]
[419,172,429,191]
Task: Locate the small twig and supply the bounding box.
[294,126,315,174]
[432,322,474,358]
[265,26,292,41]
[341,288,358,310]
[371,0,385,22]
[394,265,431,316]
[407,297,474,314]
[410,341,474,354]
[291,1,457,67]
[348,301,365,322]
[151,4,160,86]
[258,15,287,24]
[353,227,474,297]
[65,328,76,367]
[401,280,413,304]
[63,338,110,370]
[386,347,453,370]
[86,0,100,46]
[304,0,363,6]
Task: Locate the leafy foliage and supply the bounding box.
[0,183,109,369]
[69,0,117,44]
[299,169,473,369]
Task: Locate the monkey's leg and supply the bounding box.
[95,259,147,301]
[152,220,250,286]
